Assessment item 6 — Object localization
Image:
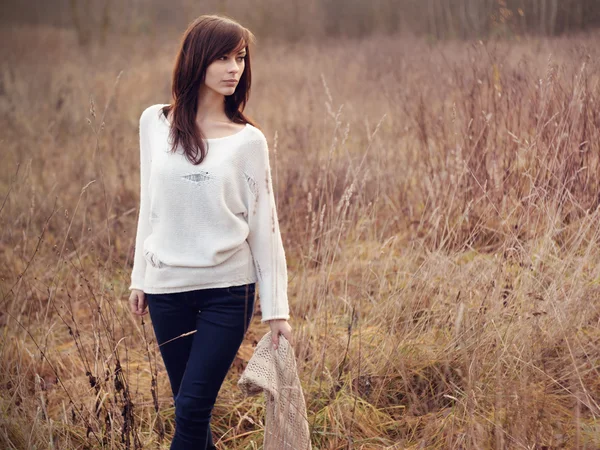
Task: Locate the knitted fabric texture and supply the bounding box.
[129,104,290,323]
[238,331,312,450]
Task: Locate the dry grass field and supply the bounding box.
[1,24,599,449]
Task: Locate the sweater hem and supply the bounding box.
[141,276,257,294]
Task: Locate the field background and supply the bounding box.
[1,1,599,449]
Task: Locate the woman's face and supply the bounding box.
[203,45,247,97]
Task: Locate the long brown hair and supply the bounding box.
[161,15,257,165]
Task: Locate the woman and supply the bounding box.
[127,14,293,449]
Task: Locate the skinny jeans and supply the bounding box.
[146,283,255,449]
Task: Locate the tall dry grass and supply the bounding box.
[0,24,599,449]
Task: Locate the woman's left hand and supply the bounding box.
[268,319,293,350]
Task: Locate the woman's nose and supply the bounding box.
[228,61,240,74]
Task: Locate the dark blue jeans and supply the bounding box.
[146,283,256,450]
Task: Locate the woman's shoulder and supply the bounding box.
[140,103,169,125]
[243,123,268,146]
[237,124,273,170]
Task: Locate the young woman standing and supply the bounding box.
[127,15,293,449]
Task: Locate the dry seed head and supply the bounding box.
[89,96,96,118]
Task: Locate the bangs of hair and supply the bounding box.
[209,22,252,61]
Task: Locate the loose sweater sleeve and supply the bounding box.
[245,136,291,323]
[129,108,153,291]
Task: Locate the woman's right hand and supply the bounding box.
[129,289,148,316]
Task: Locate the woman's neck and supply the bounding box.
[197,87,227,123]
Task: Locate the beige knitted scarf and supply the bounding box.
[238,331,312,450]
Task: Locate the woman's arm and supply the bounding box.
[245,136,291,324]
[129,108,153,291]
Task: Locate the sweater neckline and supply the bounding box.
[159,106,250,142]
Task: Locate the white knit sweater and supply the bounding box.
[129,104,290,323]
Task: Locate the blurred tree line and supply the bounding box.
[423,0,599,39]
[1,0,599,45]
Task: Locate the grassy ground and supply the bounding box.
[1,24,599,449]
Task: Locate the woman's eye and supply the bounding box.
[217,55,244,62]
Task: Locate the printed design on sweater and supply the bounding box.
[182,171,211,184]
[144,249,165,268]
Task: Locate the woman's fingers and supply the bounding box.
[129,294,138,314]
[282,327,293,347]
[270,322,293,350]
[129,291,147,316]
[137,294,148,315]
